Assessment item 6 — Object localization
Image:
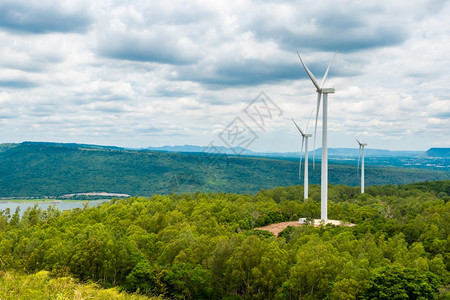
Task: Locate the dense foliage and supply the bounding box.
[0,142,448,197]
[0,181,448,299]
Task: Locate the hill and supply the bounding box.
[427,148,450,157]
[0,142,448,198]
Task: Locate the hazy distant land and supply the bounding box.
[0,142,447,198]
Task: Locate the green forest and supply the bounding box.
[0,142,448,197]
[1,180,449,299]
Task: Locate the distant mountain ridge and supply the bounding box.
[144,144,429,158]
[144,144,253,155]
[2,142,447,159]
[310,148,424,158]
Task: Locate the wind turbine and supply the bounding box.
[292,118,312,199]
[356,138,367,194]
[297,50,336,222]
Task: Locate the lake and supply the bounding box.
[0,200,108,216]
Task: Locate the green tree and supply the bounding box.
[362,264,440,300]
[165,262,212,299]
[288,237,349,299]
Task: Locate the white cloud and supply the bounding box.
[0,0,448,150]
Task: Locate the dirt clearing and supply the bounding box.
[255,219,355,237]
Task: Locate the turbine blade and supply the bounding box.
[355,137,361,145]
[292,118,304,135]
[312,92,321,169]
[320,52,337,88]
[305,107,314,133]
[297,50,320,91]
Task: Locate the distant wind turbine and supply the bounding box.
[292,118,312,199]
[356,138,367,194]
[297,50,336,221]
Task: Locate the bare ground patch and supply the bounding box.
[255,219,355,237]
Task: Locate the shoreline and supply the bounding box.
[0,199,105,204]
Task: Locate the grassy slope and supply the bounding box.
[0,142,448,197]
[0,271,155,300]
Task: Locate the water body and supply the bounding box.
[0,200,108,216]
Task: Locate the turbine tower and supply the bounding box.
[356,138,367,194]
[292,118,312,199]
[297,51,336,222]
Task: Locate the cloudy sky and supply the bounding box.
[0,0,449,152]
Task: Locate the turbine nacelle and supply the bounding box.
[292,118,312,138]
[356,138,367,147]
[320,88,335,94]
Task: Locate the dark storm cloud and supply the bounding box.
[287,27,406,53]
[154,86,195,98]
[0,113,15,119]
[188,60,299,86]
[179,57,352,88]
[97,30,200,65]
[135,127,165,134]
[0,1,92,34]
[72,93,131,105]
[0,80,39,89]
[434,112,450,119]
[248,3,408,53]
[83,102,132,114]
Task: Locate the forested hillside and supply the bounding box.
[0,181,448,299]
[0,142,448,197]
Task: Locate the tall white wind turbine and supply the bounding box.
[292,118,312,199]
[356,138,367,194]
[297,51,336,222]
